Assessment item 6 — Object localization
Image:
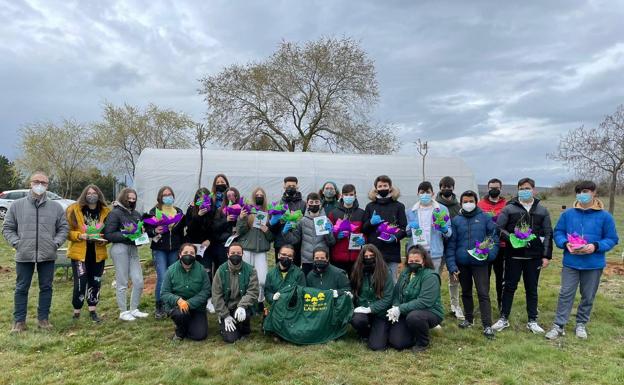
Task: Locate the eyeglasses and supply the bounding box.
[31,180,49,186]
[278,253,294,259]
[229,254,243,258]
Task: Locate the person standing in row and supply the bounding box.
[270,176,306,266]
[184,187,213,274]
[320,181,340,215]
[66,184,110,323]
[327,184,366,276]
[206,174,230,275]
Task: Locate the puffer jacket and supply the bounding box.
[327,199,366,264]
[66,202,111,262]
[283,208,336,264]
[103,202,143,245]
[445,208,499,273]
[362,188,408,263]
[2,191,69,263]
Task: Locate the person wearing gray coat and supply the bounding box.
[2,172,69,333]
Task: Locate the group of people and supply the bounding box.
[2,171,618,352]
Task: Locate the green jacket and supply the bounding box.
[161,260,211,312]
[306,264,351,293]
[355,270,394,315]
[264,265,306,305]
[436,192,461,218]
[236,216,274,253]
[212,260,259,318]
[393,267,444,320]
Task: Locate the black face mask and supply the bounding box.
[377,189,390,198]
[308,205,320,214]
[488,189,501,198]
[441,190,453,198]
[286,187,297,196]
[216,184,227,193]
[229,254,243,265]
[278,258,292,271]
[255,197,265,206]
[363,258,375,273]
[181,254,196,266]
[314,260,329,272]
[408,263,422,272]
[127,201,136,210]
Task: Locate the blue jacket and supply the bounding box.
[553,200,618,270]
[445,208,499,273]
[405,201,452,259]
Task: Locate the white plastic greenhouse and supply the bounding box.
[133,149,477,212]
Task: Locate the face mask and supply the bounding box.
[127,201,136,210]
[162,196,175,206]
[377,189,390,198]
[408,263,422,272]
[419,193,432,205]
[308,205,320,214]
[323,189,336,199]
[86,195,99,205]
[343,196,355,206]
[215,184,227,193]
[32,184,47,196]
[314,260,329,272]
[462,202,476,212]
[286,187,297,196]
[278,258,292,270]
[441,190,453,198]
[363,258,375,272]
[229,254,243,265]
[488,189,501,198]
[181,254,196,266]
[255,197,265,206]
[576,192,592,205]
[518,189,533,202]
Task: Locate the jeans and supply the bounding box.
[500,258,542,321]
[387,262,399,283]
[153,249,178,302]
[438,256,460,310]
[458,264,492,327]
[554,267,603,327]
[14,261,55,322]
[351,313,390,351]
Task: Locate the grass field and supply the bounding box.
[0,195,623,385]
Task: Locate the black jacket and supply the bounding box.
[270,190,307,250]
[496,198,553,259]
[144,206,185,252]
[103,203,143,245]
[362,188,408,263]
[184,205,213,244]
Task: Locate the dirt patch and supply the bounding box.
[143,272,156,294]
[0,265,12,274]
[604,261,624,276]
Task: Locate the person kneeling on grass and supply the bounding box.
[161,243,211,341]
[264,244,306,309]
[212,242,259,343]
[350,244,394,351]
[545,181,618,340]
[305,247,352,296]
[387,245,444,353]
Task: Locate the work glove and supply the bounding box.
[370,211,382,226]
[272,292,281,301]
[269,214,283,226]
[224,316,236,332]
[281,221,293,234]
[386,306,400,323]
[354,306,372,314]
[234,306,247,322]
[332,290,339,298]
[177,298,189,313]
[337,231,349,240]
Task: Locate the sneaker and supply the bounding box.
[491,317,509,332]
[483,327,495,339]
[451,305,465,320]
[433,324,443,331]
[119,311,136,321]
[131,309,149,318]
[90,311,102,323]
[411,344,428,353]
[10,321,27,333]
[527,321,545,334]
[38,319,53,330]
[72,312,80,320]
[458,320,473,329]
[575,323,588,339]
[545,324,565,340]
[155,301,166,319]
[172,333,183,342]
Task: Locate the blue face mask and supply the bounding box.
[162,196,175,206]
[419,193,432,205]
[576,192,592,204]
[518,189,533,202]
[343,196,355,206]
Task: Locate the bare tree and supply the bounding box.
[199,37,399,154]
[194,122,210,188]
[549,104,624,213]
[415,138,429,180]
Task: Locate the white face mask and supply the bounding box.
[462,202,476,212]
[32,184,47,196]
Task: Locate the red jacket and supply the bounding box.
[478,196,507,247]
[327,200,366,263]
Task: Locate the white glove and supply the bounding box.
[272,292,281,301]
[386,306,400,323]
[344,291,354,299]
[332,290,339,298]
[224,316,236,332]
[206,298,215,314]
[234,306,247,322]
[354,306,371,314]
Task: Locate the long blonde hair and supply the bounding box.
[247,187,268,227]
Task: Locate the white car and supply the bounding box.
[0,189,76,220]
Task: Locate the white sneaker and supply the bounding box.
[545,324,565,340]
[527,321,545,334]
[130,309,149,318]
[575,323,588,339]
[492,317,510,332]
[206,298,215,314]
[433,325,443,330]
[452,305,465,321]
[119,311,136,321]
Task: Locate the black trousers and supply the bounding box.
[71,253,105,309]
[351,313,390,351]
[206,243,226,278]
[219,308,252,343]
[488,247,506,310]
[500,257,542,321]
[170,308,208,341]
[458,264,492,327]
[301,263,313,276]
[388,310,442,350]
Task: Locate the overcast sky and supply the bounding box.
[1,0,623,186]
